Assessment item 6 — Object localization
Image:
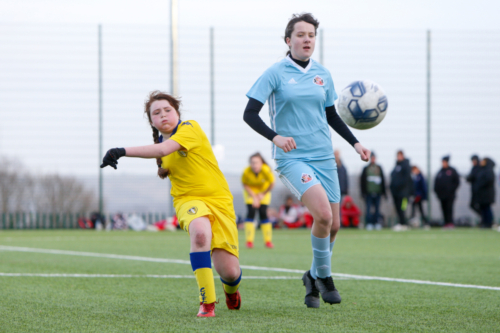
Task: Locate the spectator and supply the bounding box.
[410,165,429,226]
[434,155,460,228]
[360,152,386,230]
[466,155,482,218]
[340,196,361,228]
[473,157,496,228]
[334,150,349,198]
[390,150,414,231]
[298,202,314,229]
[279,196,302,229]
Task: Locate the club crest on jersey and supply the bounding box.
[181,121,193,127]
[301,173,313,184]
[313,75,324,86]
[177,150,187,157]
[187,206,198,215]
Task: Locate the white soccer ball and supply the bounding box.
[337,80,388,130]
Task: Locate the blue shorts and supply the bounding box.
[275,158,341,203]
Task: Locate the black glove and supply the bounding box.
[100,148,126,169]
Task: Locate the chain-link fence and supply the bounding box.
[1,23,499,228]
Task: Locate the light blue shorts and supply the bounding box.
[275,158,341,203]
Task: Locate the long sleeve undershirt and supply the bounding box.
[243,99,359,147]
[243,54,359,146]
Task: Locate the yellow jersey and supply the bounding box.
[241,164,275,205]
[161,120,234,215]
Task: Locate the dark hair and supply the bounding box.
[397,150,404,156]
[144,90,181,179]
[249,152,267,166]
[284,13,320,56]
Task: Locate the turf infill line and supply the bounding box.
[2,245,500,291]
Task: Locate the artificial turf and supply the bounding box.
[1,229,499,332]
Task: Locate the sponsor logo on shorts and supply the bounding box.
[226,242,238,250]
[313,75,324,86]
[200,287,206,303]
[177,150,187,157]
[301,173,313,184]
[187,207,198,215]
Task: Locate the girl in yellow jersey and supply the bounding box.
[241,152,275,249]
[100,91,242,318]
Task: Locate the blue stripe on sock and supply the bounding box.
[190,251,211,271]
[260,219,270,224]
[221,269,242,287]
[245,218,254,222]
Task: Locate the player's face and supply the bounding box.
[286,21,316,61]
[150,99,180,135]
[250,156,263,173]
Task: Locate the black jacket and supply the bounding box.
[360,163,386,196]
[473,158,496,205]
[434,166,460,200]
[466,164,481,202]
[390,158,413,197]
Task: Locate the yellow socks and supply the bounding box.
[261,222,272,243]
[221,270,242,294]
[245,220,255,243]
[190,251,216,304]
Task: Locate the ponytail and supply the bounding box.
[151,126,169,179]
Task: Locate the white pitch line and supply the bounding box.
[1,245,499,291]
[0,273,325,280]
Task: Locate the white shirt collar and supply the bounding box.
[285,54,313,73]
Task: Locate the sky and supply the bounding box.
[2,0,500,30]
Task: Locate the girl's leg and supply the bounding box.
[212,248,242,309]
[259,204,273,247]
[301,184,332,280]
[188,217,216,305]
[245,205,256,248]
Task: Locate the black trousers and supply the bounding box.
[392,195,407,225]
[439,198,455,224]
[246,204,268,222]
[411,200,428,223]
[480,204,493,228]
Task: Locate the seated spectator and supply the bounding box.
[298,202,314,228]
[341,196,361,228]
[279,196,302,229]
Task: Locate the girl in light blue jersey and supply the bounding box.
[244,13,370,308]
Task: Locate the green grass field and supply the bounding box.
[1,228,499,332]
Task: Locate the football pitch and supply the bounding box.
[1,229,499,332]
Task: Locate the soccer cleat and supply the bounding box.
[302,270,320,308]
[315,276,342,305]
[246,241,254,249]
[197,302,216,317]
[224,290,241,310]
[265,241,274,249]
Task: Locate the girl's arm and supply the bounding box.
[125,139,181,159]
[100,140,182,169]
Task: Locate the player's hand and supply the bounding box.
[272,135,297,153]
[100,148,126,169]
[252,196,261,208]
[354,143,370,162]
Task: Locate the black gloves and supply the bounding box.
[100,148,126,169]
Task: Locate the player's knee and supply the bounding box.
[193,232,208,248]
[316,208,333,226]
[223,266,241,282]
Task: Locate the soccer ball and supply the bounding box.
[337,80,388,130]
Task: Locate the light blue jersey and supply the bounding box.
[246,55,338,160]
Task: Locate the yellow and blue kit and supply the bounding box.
[241,164,275,206]
[160,120,240,303]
